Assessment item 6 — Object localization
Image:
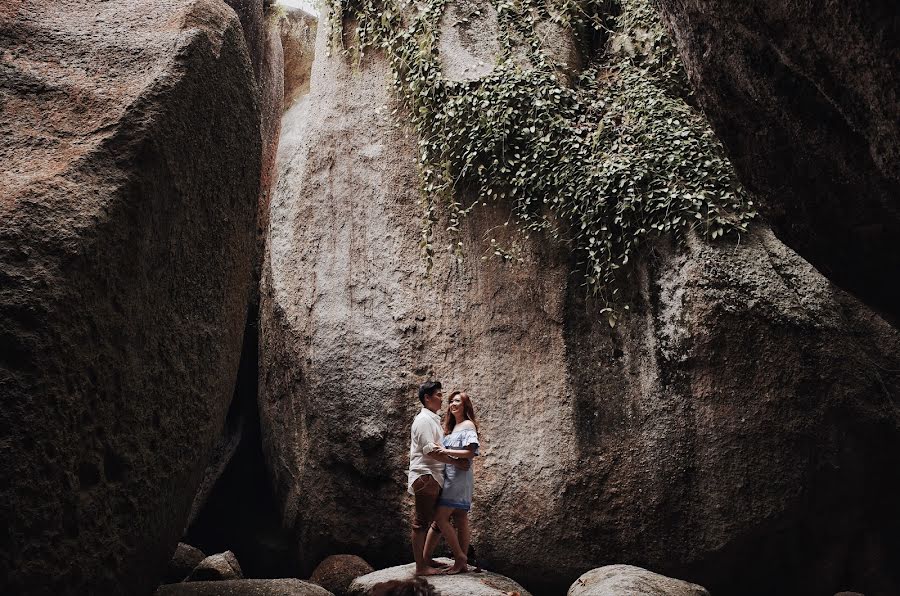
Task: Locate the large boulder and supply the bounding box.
[568,565,710,596]
[260,2,900,595]
[0,0,260,593]
[156,579,333,596]
[654,0,900,319]
[347,561,531,596]
[310,555,374,596]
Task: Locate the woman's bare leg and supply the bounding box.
[434,506,467,574]
[452,510,471,556]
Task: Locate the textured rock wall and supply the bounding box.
[261,2,900,594]
[654,0,900,321]
[278,8,317,112]
[187,0,284,529]
[0,0,260,592]
[223,0,284,284]
[257,7,285,276]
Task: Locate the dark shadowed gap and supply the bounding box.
[184,309,296,578]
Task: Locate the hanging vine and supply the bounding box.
[330,0,756,320]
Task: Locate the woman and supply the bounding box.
[424,391,480,574]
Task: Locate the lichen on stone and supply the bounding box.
[330,0,756,320]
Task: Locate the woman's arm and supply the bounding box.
[437,445,477,459]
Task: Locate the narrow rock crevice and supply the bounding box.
[185,311,296,579]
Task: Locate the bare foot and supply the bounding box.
[427,559,450,568]
[415,566,444,576]
[445,557,468,575]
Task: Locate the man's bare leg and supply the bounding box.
[434,507,467,574]
[412,528,443,575]
[411,476,443,576]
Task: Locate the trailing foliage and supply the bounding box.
[330,0,755,318]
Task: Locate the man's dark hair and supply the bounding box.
[418,381,442,405]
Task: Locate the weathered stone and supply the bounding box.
[0,0,260,593]
[187,0,284,534]
[224,0,267,83]
[157,579,333,596]
[568,565,710,596]
[188,551,244,582]
[256,8,285,274]
[654,0,900,319]
[310,555,374,596]
[347,560,530,596]
[260,4,900,596]
[278,7,317,112]
[166,543,207,584]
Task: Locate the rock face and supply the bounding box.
[184,0,284,556]
[310,555,374,596]
[568,565,710,596]
[654,0,900,320]
[218,0,283,291]
[278,8,317,112]
[156,579,333,596]
[188,551,244,582]
[260,3,900,595]
[0,0,260,593]
[347,560,531,596]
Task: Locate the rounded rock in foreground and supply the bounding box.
[568,565,709,596]
[156,579,333,595]
[166,543,206,583]
[311,555,375,596]
[348,559,531,596]
[188,551,244,582]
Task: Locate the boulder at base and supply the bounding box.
[655,0,900,319]
[0,0,260,592]
[348,560,530,596]
[157,579,333,596]
[166,543,207,584]
[188,551,244,582]
[568,565,710,596]
[310,555,375,596]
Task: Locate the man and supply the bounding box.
[408,381,470,575]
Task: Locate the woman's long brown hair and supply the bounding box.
[444,391,478,435]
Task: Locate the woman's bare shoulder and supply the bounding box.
[457,420,477,431]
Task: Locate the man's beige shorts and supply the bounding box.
[410,475,441,532]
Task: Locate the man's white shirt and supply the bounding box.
[408,407,445,494]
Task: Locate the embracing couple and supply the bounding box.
[408,380,480,576]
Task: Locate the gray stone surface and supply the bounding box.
[656,0,900,319]
[568,565,709,596]
[260,2,900,595]
[278,7,317,112]
[188,551,244,582]
[348,560,530,596]
[157,579,333,596]
[0,0,259,593]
